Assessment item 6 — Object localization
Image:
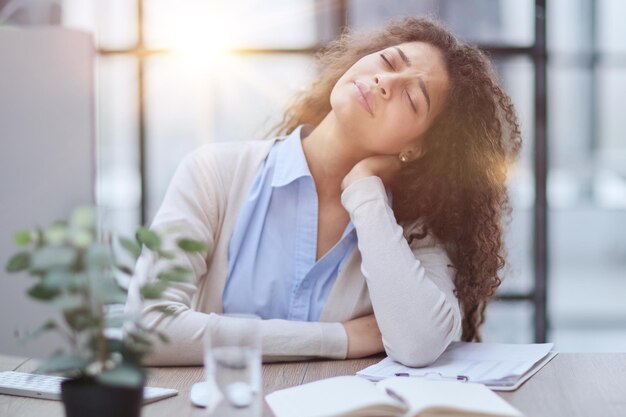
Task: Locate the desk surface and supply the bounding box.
[1,353,625,417]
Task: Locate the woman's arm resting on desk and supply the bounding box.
[137,305,382,365]
[134,304,350,365]
[138,308,385,365]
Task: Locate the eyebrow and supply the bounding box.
[394,46,411,66]
[394,46,431,113]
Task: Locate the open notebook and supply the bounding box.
[265,376,523,417]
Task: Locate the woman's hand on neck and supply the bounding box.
[341,155,401,191]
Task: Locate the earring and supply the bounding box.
[399,152,410,163]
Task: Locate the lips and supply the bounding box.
[353,80,374,116]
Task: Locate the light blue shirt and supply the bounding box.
[222,126,357,321]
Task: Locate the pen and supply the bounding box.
[393,372,469,382]
[385,388,409,408]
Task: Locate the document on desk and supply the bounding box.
[357,342,557,391]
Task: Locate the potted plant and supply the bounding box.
[5,206,207,417]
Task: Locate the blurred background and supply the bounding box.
[1,0,625,355]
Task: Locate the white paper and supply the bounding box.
[357,342,553,386]
[379,377,524,417]
[265,376,403,417]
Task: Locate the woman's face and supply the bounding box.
[330,41,450,156]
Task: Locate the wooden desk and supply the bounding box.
[1,353,625,417]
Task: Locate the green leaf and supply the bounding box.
[136,227,161,251]
[96,363,144,388]
[44,223,68,245]
[119,237,141,259]
[85,244,113,268]
[177,239,208,253]
[6,252,30,272]
[90,272,126,304]
[139,282,168,299]
[20,319,57,344]
[27,282,60,301]
[70,206,95,229]
[66,272,87,292]
[158,266,192,282]
[157,250,176,260]
[123,330,154,358]
[14,230,33,246]
[115,264,133,276]
[42,271,77,290]
[51,296,84,311]
[31,246,77,272]
[70,228,93,249]
[126,329,153,348]
[38,352,86,375]
[104,338,125,354]
[64,308,98,332]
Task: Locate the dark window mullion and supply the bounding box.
[533,0,548,343]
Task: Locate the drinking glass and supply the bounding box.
[203,314,262,417]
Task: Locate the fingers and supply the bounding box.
[342,155,402,190]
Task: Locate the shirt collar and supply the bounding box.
[271,125,312,187]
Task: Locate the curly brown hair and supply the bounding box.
[272,17,522,342]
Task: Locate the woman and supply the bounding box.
[126,17,521,367]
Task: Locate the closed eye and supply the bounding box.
[381,52,416,114]
[405,90,417,113]
[380,53,394,70]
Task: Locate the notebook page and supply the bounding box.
[265,376,405,417]
[357,342,553,384]
[378,378,523,417]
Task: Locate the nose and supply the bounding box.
[374,73,389,98]
[374,72,404,99]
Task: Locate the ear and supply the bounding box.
[411,145,424,159]
[400,145,424,162]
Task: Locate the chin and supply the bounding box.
[331,86,371,138]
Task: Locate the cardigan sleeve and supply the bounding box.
[125,146,348,366]
[341,176,462,367]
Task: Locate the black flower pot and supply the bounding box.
[61,377,143,417]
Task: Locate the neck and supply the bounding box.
[301,113,370,199]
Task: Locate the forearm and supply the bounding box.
[342,176,461,366]
[138,303,349,366]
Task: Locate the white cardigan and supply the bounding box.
[125,137,462,367]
